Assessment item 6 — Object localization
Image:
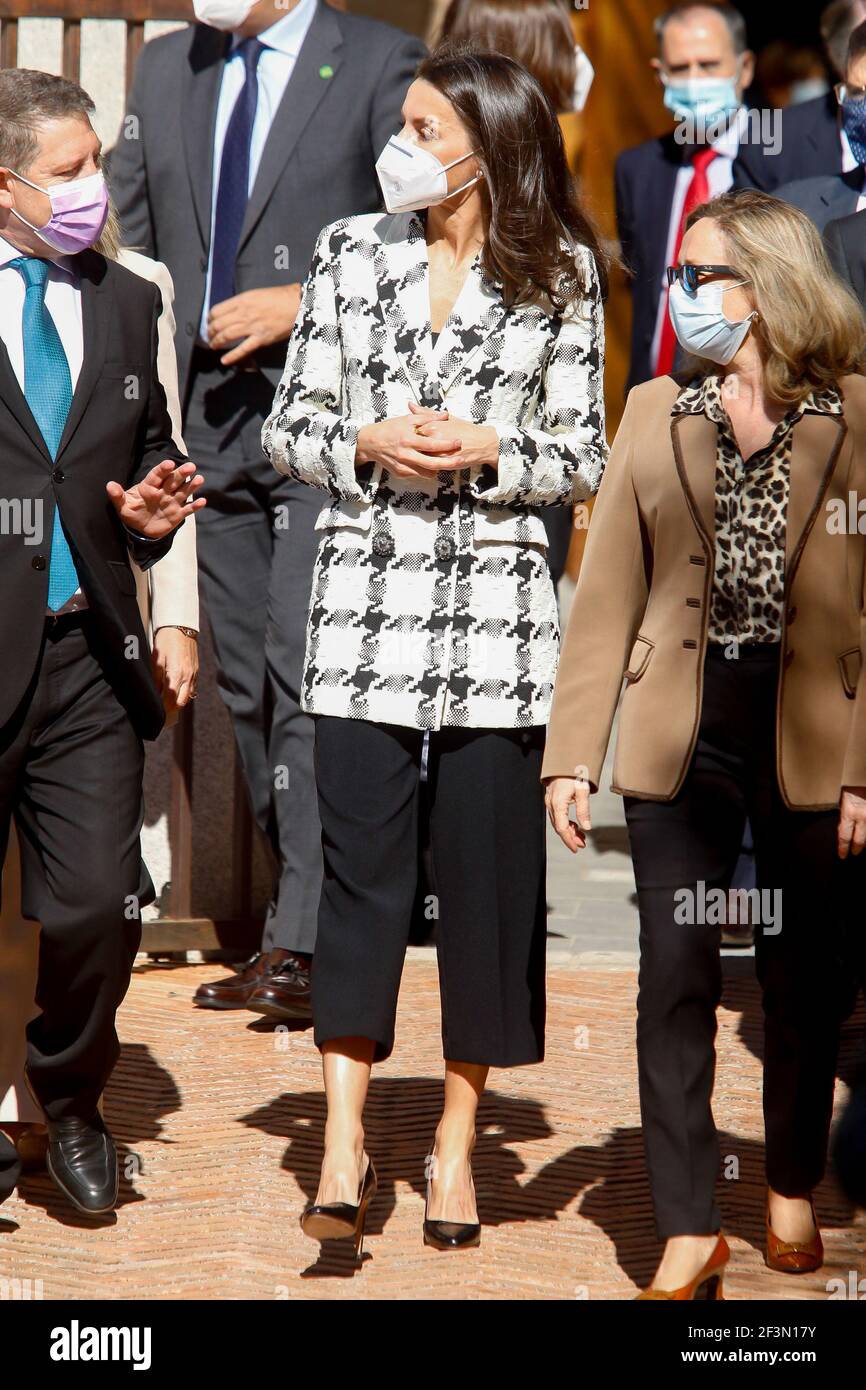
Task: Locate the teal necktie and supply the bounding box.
[9,255,81,611]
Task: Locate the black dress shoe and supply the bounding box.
[46,1113,118,1215]
[247,955,312,1021]
[193,949,298,1010]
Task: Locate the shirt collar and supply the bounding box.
[707,104,749,159]
[672,371,844,424]
[230,0,318,59]
[0,231,75,277]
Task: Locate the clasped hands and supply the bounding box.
[356,401,499,479]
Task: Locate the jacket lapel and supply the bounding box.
[671,402,848,576]
[369,213,516,406]
[237,1,343,254]
[670,410,719,551]
[371,212,439,408]
[55,252,111,461]
[785,411,848,578]
[433,255,510,398]
[181,25,230,250]
[0,336,52,462]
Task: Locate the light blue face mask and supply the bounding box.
[668,277,755,364]
[662,72,741,130]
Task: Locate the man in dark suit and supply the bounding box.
[733,0,866,192]
[0,68,202,1215]
[824,204,866,301]
[616,1,754,390]
[772,19,866,229]
[110,0,425,1020]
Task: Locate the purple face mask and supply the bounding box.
[10,169,109,255]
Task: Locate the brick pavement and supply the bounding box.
[1,955,863,1300]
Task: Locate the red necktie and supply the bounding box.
[654,146,719,377]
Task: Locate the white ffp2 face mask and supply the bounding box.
[375,136,480,215]
[668,278,756,365]
[192,0,258,31]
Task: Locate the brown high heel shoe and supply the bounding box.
[635,1234,730,1300]
[766,1194,823,1273]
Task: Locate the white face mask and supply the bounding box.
[571,45,595,113]
[192,0,257,31]
[375,136,480,215]
[668,277,756,365]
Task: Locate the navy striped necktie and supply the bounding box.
[209,37,265,312]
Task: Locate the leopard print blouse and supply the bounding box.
[672,374,843,645]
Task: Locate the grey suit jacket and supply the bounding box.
[109,1,426,403]
[774,169,864,232]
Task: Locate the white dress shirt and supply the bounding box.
[650,106,750,372]
[199,0,319,340]
[0,232,87,613]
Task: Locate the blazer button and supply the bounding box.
[32,555,47,570]
[200,257,208,272]
[52,467,64,483]
[787,606,797,623]
[434,536,455,561]
[371,532,395,558]
[185,322,195,337]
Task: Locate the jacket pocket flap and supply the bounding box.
[625,635,654,682]
[314,498,374,534]
[838,647,861,699]
[472,508,549,549]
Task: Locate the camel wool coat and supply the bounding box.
[542,371,866,810]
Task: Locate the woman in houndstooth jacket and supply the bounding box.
[262,46,608,1254]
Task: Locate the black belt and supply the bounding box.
[44,609,89,634]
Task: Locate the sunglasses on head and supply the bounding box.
[666,264,742,292]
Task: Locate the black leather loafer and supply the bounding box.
[46,1113,118,1215]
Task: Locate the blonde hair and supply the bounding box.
[684,189,866,406]
[93,200,121,261]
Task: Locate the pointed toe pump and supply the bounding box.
[635,1234,730,1300]
[423,1156,481,1251]
[300,1155,377,1256]
[766,1195,823,1274]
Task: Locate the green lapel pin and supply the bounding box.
[319,64,334,80]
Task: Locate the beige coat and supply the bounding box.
[542,372,866,810]
[0,252,197,1124]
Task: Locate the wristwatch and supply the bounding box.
[158,625,198,639]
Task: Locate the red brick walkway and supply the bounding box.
[1,957,863,1299]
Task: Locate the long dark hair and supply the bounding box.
[416,45,609,309]
[439,0,577,114]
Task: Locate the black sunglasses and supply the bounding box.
[666,264,741,292]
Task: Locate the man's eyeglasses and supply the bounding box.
[666,264,741,292]
[835,82,866,104]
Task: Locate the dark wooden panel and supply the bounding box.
[0,17,18,67]
[141,917,263,954]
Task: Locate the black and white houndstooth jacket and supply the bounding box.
[262,210,607,731]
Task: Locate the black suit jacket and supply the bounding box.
[824,206,866,306]
[0,250,187,740]
[615,132,689,391]
[109,1,427,404]
[733,91,841,192]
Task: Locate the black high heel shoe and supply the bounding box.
[300,1154,377,1256]
[423,1150,481,1251]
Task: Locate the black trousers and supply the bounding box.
[311,716,547,1067]
[184,352,323,954]
[0,614,146,1123]
[624,644,862,1237]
